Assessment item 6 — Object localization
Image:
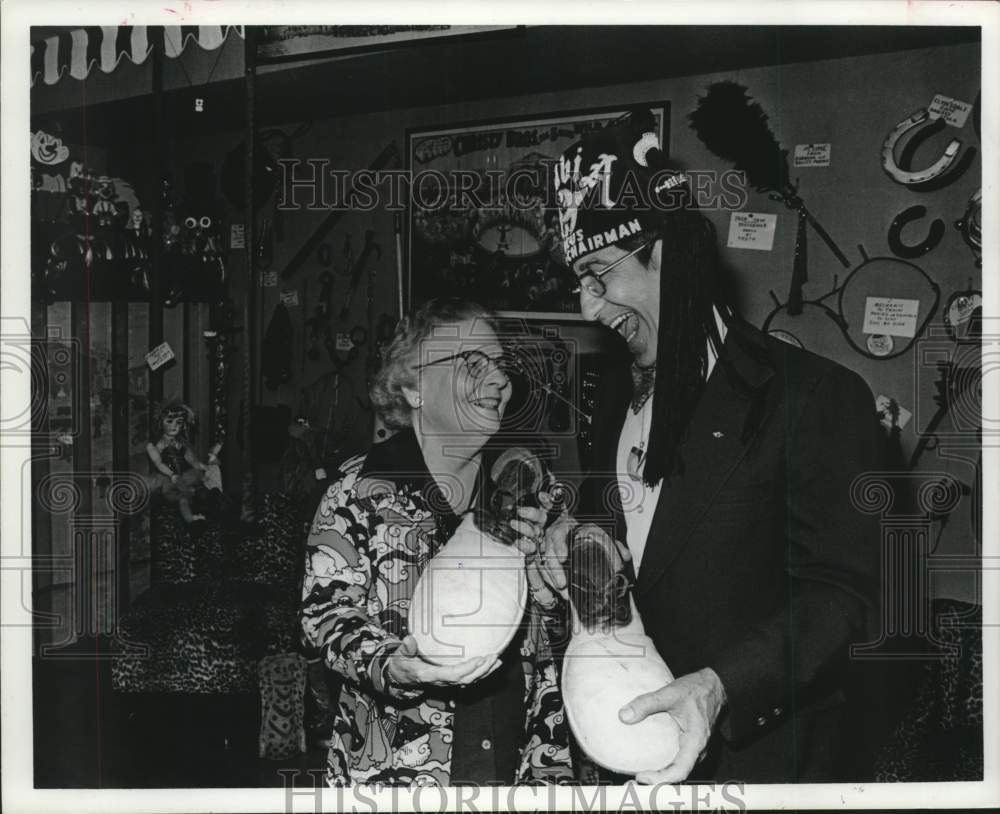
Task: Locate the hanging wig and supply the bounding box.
[630,211,734,486]
[601,114,735,485]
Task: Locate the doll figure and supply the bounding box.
[146,401,215,524]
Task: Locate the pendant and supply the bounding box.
[628,445,646,481]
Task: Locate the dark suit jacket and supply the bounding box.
[580,320,884,782]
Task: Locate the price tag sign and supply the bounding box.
[793,143,832,167]
[335,332,354,352]
[280,288,299,307]
[261,271,278,288]
[928,94,973,128]
[862,297,920,338]
[726,212,777,251]
[230,223,246,250]
[145,342,175,371]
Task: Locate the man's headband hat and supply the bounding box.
[553,108,690,266]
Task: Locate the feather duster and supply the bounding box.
[688,81,792,195]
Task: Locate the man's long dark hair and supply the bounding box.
[622,209,736,486]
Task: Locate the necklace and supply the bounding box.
[627,400,649,481]
[630,364,656,412]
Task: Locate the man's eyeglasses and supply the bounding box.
[415,349,516,380]
[572,241,652,298]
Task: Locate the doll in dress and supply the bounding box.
[146,401,220,524]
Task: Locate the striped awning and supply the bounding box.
[30,25,245,88]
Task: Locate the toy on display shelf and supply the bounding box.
[123,207,154,295]
[160,166,228,306]
[40,161,144,300]
[144,400,223,526]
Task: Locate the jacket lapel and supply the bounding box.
[587,359,632,545]
[634,321,777,598]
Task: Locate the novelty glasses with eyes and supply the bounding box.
[415,348,518,380]
[572,240,654,298]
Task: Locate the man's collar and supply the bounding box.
[719,318,776,393]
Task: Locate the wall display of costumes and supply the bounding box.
[159,165,229,306]
[30,136,230,305]
[32,147,150,302]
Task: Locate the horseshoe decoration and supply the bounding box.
[887,205,945,259]
[881,108,962,186]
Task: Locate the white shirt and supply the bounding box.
[616,308,728,574]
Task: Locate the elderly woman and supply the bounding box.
[300,297,572,787]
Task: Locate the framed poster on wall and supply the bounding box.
[406,102,669,320]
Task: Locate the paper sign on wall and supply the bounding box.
[726,212,777,251]
[230,223,246,250]
[862,297,920,338]
[280,289,299,307]
[145,342,175,371]
[793,143,832,167]
[928,94,972,128]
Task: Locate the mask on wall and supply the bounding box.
[954,188,982,267]
[31,129,70,166]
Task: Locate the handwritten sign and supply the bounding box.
[928,94,973,128]
[726,212,777,251]
[230,223,246,250]
[280,288,299,307]
[862,297,920,338]
[793,143,831,167]
[144,342,175,371]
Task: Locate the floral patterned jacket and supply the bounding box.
[300,429,573,786]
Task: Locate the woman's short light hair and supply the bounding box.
[369,298,498,430]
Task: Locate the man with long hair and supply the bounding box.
[541,111,884,783]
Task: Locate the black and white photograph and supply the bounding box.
[2,2,997,813]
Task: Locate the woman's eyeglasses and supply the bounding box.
[571,241,652,298]
[415,349,516,380]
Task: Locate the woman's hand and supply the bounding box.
[511,504,574,608]
[385,635,501,689]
